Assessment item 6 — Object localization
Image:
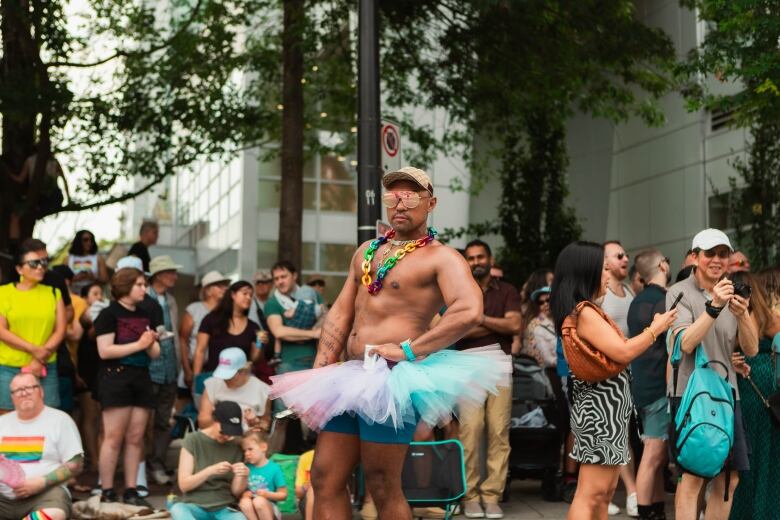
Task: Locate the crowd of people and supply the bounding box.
[0,171,778,520]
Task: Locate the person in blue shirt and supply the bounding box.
[239,431,287,520]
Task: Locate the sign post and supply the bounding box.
[357,0,381,245]
[380,120,401,173]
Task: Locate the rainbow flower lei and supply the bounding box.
[361,227,437,295]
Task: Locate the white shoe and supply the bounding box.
[463,502,485,518]
[151,467,172,485]
[607,502,621,516]
[626,492,638,517]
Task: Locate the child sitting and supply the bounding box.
[239,431,288,520]
[295,449,315,520]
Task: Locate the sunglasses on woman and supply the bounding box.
[702,249,730,259]
[381,191,430,209]
[23,258,48,269]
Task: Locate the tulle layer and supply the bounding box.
[270,345,512,430]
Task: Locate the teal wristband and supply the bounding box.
[400,339,416,362]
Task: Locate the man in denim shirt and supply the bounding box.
[147,255,182,486]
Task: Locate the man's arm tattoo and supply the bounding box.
[43,453,84,487]
[315,318,349,367]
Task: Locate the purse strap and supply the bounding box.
[744,373,771,409]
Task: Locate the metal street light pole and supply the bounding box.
[357,0,381,245]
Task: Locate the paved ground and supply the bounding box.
[72,440,675,519]
[74,476,675,519]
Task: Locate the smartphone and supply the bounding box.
[670,293,684,310]
[275,409,296,420]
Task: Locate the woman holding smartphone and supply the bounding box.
[94,267,161,506]
[550,242,677,520]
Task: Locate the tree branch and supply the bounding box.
[44,0,204,68]
[57,175,165,213]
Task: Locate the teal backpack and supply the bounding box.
[669,331,735,480]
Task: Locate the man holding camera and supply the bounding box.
[666,229,758,520]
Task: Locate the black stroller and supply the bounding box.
[506,356,563,501]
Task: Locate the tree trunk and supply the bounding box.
[0,0,44,281]
[277,0,305,270]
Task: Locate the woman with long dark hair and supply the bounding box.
[63,229,109,294]
[729,270,780,520]
[550,241,676,520]
[192,281,267,400]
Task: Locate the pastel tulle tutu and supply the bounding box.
[270,345,512,430]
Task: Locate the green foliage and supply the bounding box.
[381,0,674,280]
[2,0,674,279]
[495,114,582,287]
[727,117,780,267]
[678,0,780,267]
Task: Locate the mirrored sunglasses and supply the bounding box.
[381,191,428,209]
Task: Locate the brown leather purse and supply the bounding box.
[561,301,627,382]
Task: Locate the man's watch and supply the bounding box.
[705,300,723,319]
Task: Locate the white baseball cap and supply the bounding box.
[116,256,149,276]
[691,228,733,252]
[213,348,248,380]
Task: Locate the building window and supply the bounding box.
[320,184,357,212]
[257,154,356,213]
[707,188,751,230]
[257,179,317,210]
[319,243,355,272]
[257,240,316,272]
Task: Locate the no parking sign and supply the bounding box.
[381,120,402,173]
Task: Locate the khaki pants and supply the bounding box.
[459,382,512,503]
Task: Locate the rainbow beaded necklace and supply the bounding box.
[361,227,437,294]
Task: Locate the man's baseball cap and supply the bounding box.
[201,270,231,287]
[692,229,733,252]
[213,347,248,380]
[382,166,433,194]
[253,270,273,283]
[213,400,244,436]
[116,256,149,276]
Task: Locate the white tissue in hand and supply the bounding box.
[363,344,379,371]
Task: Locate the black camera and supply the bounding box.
[729,273,752,299]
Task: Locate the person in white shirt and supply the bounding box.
[198,348,272,433]
[602,241,635,336]
[0,373,84,520]
[601,240,638,517]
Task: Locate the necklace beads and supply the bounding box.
[361,227,437,294]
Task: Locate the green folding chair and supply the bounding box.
[402,440,466,520]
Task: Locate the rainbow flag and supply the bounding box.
[0,436,44,463]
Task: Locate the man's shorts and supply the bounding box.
[0,363,59,410]
[322,412,416,444]
[97,364,156,409]
[731,401,751,472]
[638,396,671,440]
[0,484,71,518]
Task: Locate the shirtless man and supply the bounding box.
[309,166,483,520]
